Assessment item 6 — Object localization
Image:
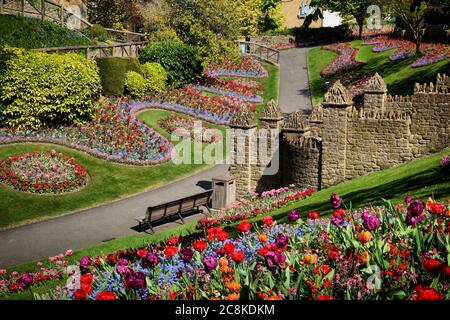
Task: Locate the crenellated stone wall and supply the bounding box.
[230,73,450,196]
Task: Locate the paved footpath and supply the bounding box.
[0,164,229,268]
[278,47,313,115]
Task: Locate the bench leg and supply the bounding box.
[148,222,155,234]
[205,205,212,214]
[177,212,185,224]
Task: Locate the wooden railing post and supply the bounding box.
[21,0,25,15]
[1,0,3,14]
[60,5,64,27]
[41,0,45,20]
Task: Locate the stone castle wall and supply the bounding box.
[230,73,450,196]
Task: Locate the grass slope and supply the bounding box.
[3,149,448,300]
[308,40,450,105]
[0,15,93,49]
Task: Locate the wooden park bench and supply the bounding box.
[136,189,213,233]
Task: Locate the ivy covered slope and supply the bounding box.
[0,15,93,49]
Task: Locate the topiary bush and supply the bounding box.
[125,71,148,98]
[96,57,142,96]
[141,62,167,93]
[0,47,101,130]
[139,41,202,88]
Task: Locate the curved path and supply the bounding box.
[278,47,313,115]
[0,49,313,268]
[0,164,229,268]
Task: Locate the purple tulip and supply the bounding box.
[123,269,146,290]
[118,258,128,266]
[406,199,425,226]
[80,256,91,272]
[180,247,194,263]
[203,255,218,272]
[141,252,160,268]
[330,194,342,209]
[288,210,300,222]
[21,274,33,285]
[405,196,412,205]
[265,251,286,269]
[331,215,346,227]
[276,234,289,248]
[362,209,380,231]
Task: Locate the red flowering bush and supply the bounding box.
[157,114,221,143]
[0,150,88,194]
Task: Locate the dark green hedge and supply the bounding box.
[139,41,203,88]
[96,57,142,96]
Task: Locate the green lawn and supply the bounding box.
[3,148,448,300]
[308,40,450,106]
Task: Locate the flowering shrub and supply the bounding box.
[0,150,88,194]
[53,195,450,300]
[193,77,264,103]
[196,186,316,228]
[204,56,268,78]
[157,114,221,143]
[0,99,173,165]
[320,43,365,77]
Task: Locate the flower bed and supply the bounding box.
[204,56,268,78]
[196,186,316,229]
[0,150,88,194]
[193,77,264,103]
[363,36,450,67]
[412,45,450,68]
[2,194,450,300]
[157,114,221,143]
[138,86,256,125]
[320,43,365,77]
[0,99,174,166]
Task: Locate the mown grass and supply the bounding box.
[3,148,449,300]
[308,40,450,105]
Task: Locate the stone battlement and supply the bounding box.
[230,73,450,195]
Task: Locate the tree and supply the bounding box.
[304,0,375,39]
[139,0,241,66]
[389,0,428,54]
[86,0,147,31]
[384,0,449,54]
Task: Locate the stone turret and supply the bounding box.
[363,73,387,111]
[282,110,310,133]
[229,108,257,196]
[321,81,353,187]
[260,100,284,130]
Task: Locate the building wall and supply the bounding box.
[280,0,322,29]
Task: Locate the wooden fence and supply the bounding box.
[237,41,280,65]
[32,41,149,58]
[0,0,146,42]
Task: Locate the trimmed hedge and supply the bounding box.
[96,57,142,96]
[139,41,203,88]
[0,47,101,130]
[125,71,148,98]
[141,62,167,93]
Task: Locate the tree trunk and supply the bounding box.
[358,20,364,40]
